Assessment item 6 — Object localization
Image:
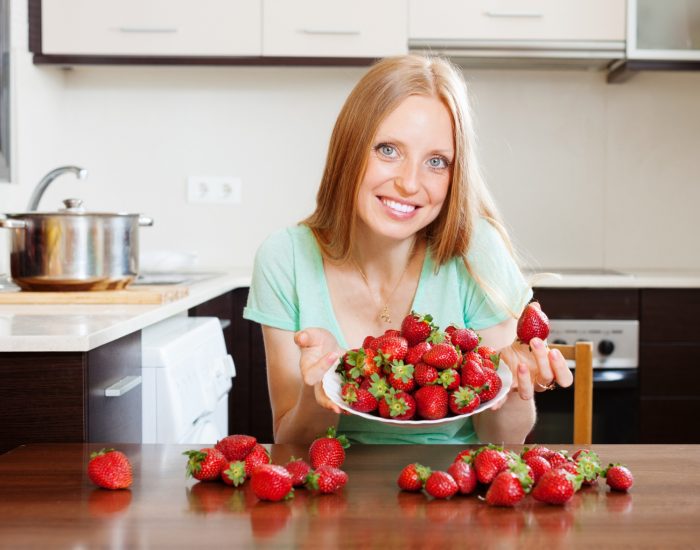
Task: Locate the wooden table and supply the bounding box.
[1,443,699,548]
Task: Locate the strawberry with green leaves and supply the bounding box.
[378,389,416,420]
[532,467,578,505]
[413,362,438,387]
[573,449,602,485]
[449,385,480,415]
[388,360,416,392]
[461,357,488,388]
[485,462,533,507]
[87,448,133,490]
[309,426,350,469]
[251,464,294,502]
[437,368,460,391]
[345,348,382,380]
[473,445,511,485]
[401,312,436,346]
[284,457,312,487]
[371,334,409,363]
[397,463,432,492]
[478,368,502,403]
[341,382,378,413]
[446,325,480,352]
[414,384,449,420]
[222,460,247,486]
[184,447,228,482]
[306,465,348,494]
[516,302,550,344]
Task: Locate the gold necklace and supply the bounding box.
[351,245,416,324]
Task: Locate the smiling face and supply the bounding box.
[355,94,455,244]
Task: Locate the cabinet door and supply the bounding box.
[42,0,262,56]
[263,0,407,58]
[628,0,700,61]
[409,0,625,42]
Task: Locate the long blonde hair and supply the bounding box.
[303,55,523,316]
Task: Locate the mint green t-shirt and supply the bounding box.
[243,219,531,444]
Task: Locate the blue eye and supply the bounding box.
[428,156,449,169]
[376,144,397,158]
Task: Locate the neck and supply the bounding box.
[350,234,419,284]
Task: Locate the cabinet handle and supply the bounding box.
[299,29,361,36]
[484,11,543,18]
[104,375,142,397]
[114,27,179,34]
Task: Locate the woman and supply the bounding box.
[244,55,572,445]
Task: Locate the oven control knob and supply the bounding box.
[552,339,567,345]
[598,339,615,356]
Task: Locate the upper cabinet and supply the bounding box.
[39,0,262,57]
[627,0,700,60]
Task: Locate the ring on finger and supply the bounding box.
[534,379,557,391]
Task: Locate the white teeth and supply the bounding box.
[382,198,416,214]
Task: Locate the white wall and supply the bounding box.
[2,0,700,275]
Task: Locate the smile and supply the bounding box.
[381,198,417,214]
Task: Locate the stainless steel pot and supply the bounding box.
[0,198,153,291]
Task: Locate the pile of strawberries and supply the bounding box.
[336,312,505,421]
[398,444,634,506]
[183,427,350,502]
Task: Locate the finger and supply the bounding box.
[294,330,309,348]
[314,381,341,414]
[529,337,553,385]
[302,351,339,386]
[549,348,574,388]
[517,363,535,400]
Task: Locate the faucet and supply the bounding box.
[26,166,88,211]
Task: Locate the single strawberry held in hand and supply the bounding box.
[309,426,350,469]
[516,302,550,344]
[87,448,133,490]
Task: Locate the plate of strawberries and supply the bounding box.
[322,312,513,426]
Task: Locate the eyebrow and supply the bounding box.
[374,136,454,157]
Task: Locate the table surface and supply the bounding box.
[1,443,699,549]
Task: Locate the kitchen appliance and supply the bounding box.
[528,319,640,444]
[141,316,235,444]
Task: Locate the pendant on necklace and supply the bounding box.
[380,304,392,324]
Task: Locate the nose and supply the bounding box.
[394,161,420,196]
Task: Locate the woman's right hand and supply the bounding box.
[294,327,344,414]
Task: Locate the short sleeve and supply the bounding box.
[243,229,299,331]
[463,218,532,330]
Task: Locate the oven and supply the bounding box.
[527,319,640,444]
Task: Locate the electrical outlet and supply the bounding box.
[187,176,242,204]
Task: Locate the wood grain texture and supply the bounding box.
[551,342,594,445]
[0,285,189,304]
[0,443,698,548]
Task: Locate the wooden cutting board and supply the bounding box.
[0,284,189,305]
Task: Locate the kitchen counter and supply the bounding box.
[0,269,252,352]
[530,269,700,289]
[0,443,698,549]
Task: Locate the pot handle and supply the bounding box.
[138,216,154,227]
[0,218,27,229]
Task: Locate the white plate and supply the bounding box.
[322,360,513,427]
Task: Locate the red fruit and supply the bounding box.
[221,460,247,486]
[447,326,480,352]
[244,444,271,477]
[397,463,432,492]
[405,342,432,365]
[574,450,602,485]
[485,469,530,507]
[476,345,497,361]
[251,464,294,502]
[414,385,449,420]
[306,465,348,494]
[447,460,477,495]
[453,449,473,463]
[423,342,460,370]
[87,448,133,490]
[309,426,350,469]
[516,302,550,344]
[184,447,228,482]
[424,471,458,499]
[384,329,402,337]
[478,368,502,403]
[284,457,312,487]
[371,334,409,363]
[521,446,551,461]
[473,447,510,485]
[401,312,435,346]
[378,390,416,420]
[341,382,378,413]
[544,450,570,468]
[388,361,416,392]
[414,362,438,387]
[215,434,257,461]
[365,372,391,399]
[604,464,634,492]
[461,358,488,387]
[532,468,576,505]
[524,455,552,485]
[449,385,481,415]
[438,368,460,391]
[362,335,376,348]
[346,348,381,380]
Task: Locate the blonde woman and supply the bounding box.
[244,55,572,445]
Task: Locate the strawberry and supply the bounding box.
[414,385,449,420]
[521,446,552,461]
[414,362,439,387]
[447,459,477,495]
[531,468,577,505]
[251,464,294,501]
[365,372,391,399]
[362,335,376,348]
[423,342,460,370]
[604,464,634,492]
[341,382,378,413]
[449,385,480,415]
[473,446,510,485]
[306,465,348,494]
[478,368,502,403]
[481,355,499,371]
[461,350,482,367]
[437,368,460,391]
[87,448,133,490]
[516,302,550,344]
[453,449,473,463]
[397,462,432,492]
[184,447,228,482]
[461,358,488,387]
[346,348,381,380]
[222,460,247,486]
[215,434,257,461]
[524,455,551,485]
[446,326,479,352]
[371,334,409,363]
[284,457,312,487]
[244,444,271,477]
[424,471,458,499]
[573,450,602,485]
[476,345,497,361]
[378,390,416,420]
[401,312,436,346]
[309,426,350,469]
[405,342,432,365]
[485,463,532,507]
[388,361,416,392]
[544,450,570,468]
[384,329,402,337]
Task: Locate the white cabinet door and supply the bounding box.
[263,0,407,58]
[42,0,262,57]
[628,0,700,60]
[409,0,626,42]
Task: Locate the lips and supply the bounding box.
[380,197,418,216]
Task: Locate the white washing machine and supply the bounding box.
[141,315,235,444]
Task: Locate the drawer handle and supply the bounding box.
[104,375,142,397]
[484,11,543,18]
[299,29,361,36]
[115,27,179,34]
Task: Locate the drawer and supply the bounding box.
[263,0,407,58]
[409,0,626,42]
[42,0,262,57]
[533,288,639,320]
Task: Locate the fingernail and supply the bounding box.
[327,352,339,365]
[531,338,543,350]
